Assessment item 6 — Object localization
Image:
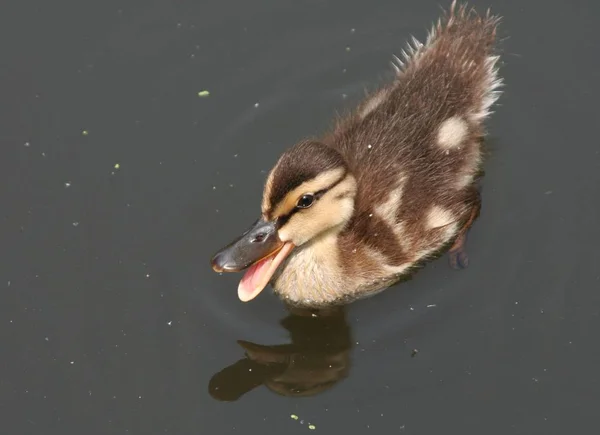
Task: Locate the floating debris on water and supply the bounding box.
[24,142,30,147]
[114,163,120,169]
[254,102,260,108]
[426,304,437,308]
[82,130,89,136]
[72,222,79,227]
[65,182,71,188]
[411,349,419,357]
[345,46,351,52]
[291,414,315,430]
[198,90,210,97]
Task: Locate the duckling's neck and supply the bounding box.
[271,229,348,306]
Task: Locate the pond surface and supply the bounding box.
[2,0,600,433]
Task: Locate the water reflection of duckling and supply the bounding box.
[212,1,503,307]
[208,306,351,400]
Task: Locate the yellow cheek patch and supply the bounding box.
[277,175,357,246]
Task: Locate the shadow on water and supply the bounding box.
[208,305,352,401]
[206,249,461,402]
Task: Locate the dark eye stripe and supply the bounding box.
[314,189,327,200]
[334,190,353,200]
[277,213,293,227]
[276,171,348,224]
[322,171,347,193]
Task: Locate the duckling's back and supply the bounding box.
[326,1,502,287]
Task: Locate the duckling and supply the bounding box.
[211,1,502,307]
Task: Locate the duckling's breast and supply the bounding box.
[270,232,355,305]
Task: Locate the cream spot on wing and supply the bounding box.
[374,190,401,223]
[426,205,455,229]
[363,246,409,276]
[365,175,411,271]
[454,147,482,190]
[455,173,474,190]
[437,116,468,150]
[412,222,460,262]
[373,174,407,238]
[382,262,411,276]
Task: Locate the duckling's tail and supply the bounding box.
[392,0,502,121]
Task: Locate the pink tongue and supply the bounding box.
[238,257,272,301]
[237,242,295,302]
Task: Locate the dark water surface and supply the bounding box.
[2,0,600,433]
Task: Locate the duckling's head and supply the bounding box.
[211,140,356,302]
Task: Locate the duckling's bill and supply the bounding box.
[238,242,294,302]
[211,217,295,302]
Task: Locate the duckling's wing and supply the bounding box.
[332,2,503,264]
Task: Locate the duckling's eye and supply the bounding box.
[296,194,315,209]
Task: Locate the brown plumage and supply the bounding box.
[211,1,503,307]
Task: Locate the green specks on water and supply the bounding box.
[291,414,315,430]
[82,130,89,136]
[197,90,210,97]
[114,163,120,169]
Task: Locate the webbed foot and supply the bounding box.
[448,235,469,269]
[447,189,481,270]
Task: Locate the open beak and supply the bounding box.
[211,218,294,302]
